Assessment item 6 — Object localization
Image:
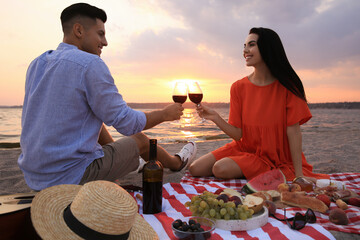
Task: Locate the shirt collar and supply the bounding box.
[57,42,79,51]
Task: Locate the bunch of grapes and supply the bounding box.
[184,191,254,220]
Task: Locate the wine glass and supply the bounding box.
[188,81,205,123]
[172,81,188,125]
[172,81,188,104]
[188,81,203,106]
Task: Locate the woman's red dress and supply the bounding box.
[212,77,329,181]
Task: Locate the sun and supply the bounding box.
[171,79,202,88]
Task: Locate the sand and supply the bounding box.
[1,138,359,239]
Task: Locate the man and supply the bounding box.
[18,3,196,191]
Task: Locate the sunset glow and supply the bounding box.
[1,0,359,105]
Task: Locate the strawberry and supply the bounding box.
[316,194,331,207]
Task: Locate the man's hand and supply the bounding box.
[143,103,184,130]
[162,103,184,121]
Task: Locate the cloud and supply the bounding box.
[124,0,360,70]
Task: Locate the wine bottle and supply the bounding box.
[142,139,163,214]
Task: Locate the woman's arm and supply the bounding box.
[197,105,242,141]
[287,123,303,177]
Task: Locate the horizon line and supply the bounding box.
[1,101,360,109]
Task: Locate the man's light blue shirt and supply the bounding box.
[18,43,146,190]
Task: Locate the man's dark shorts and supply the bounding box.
[79,137,139,184]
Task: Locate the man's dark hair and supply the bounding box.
[61,3,107,32]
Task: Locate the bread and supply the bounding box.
[281,192,329,213]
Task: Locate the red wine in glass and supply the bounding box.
[172,82,187,104]
[188,82,203,106]
[173,95,187,104]
[188,81,205,123]
[188,93,203,105]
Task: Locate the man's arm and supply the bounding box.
[98,123,114,145]
[143,103,184,130]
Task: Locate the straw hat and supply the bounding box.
[31,180,158,239]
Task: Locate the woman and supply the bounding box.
[189,27,328,181]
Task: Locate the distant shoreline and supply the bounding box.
[1,101,360,109]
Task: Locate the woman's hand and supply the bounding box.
[196,104,220,121]
[197,104,242,141]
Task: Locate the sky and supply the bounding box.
[1,0,359,105]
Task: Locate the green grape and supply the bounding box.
[218,199,224,207]
[227,207,235,216]
[234,212,239,220]
[245,210,253,218]
[192,195,200,203]
[220,208,227,216]
[224,213,231,220]
[209,202,217,209]
[194,200,201,207]
[202,209,210,215]
[209,209,216,217]
[198,206,204,213]
[215,212,221,219]
[239,212,247,220]
[236,208,244,218]
[189,205,197,213]
[225,201,236,208]
[200,200,208,209]
[248,209,254,215]
[242,205,248,211]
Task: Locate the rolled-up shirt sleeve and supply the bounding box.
[82,58,146,136]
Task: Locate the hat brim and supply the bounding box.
[31,184,158,240]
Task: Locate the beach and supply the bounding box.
[0,140,230,195]
[2,136,360,196]
[1,136,360,239]
[2,117,359,196]
[1,106,360,240]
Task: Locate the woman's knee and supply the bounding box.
[189,153,216,177]
[188,161,201,176]
[212,161,228,178]
[212,158,242,179]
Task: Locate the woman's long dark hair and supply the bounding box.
[249,27,307,102]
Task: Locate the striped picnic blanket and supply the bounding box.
[180,171,360,235]
[123,173,355,239]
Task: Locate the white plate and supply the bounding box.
[215,206,268,231]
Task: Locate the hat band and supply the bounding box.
[63,204,130,240]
